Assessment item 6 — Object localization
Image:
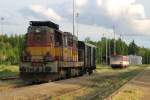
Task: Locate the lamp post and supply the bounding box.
[76,12,79,40]
[73,0,75,37]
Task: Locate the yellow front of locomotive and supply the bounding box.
[26,26,55,61]
[20,22,60,82]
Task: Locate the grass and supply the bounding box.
[0,65,19,78]
[0,65,23,92]
[112,85,143,100]
[59,64,147,100]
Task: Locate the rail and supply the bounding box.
[0,76,19,81]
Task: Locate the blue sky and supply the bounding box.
[0,0,150,47]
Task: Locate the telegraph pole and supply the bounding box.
[120,34,123,54]
[108,38,111,65]
[101,47,103,64]
[105,33,108,65]
[0,17,4,35]
[120,34,124,55]
[113,25,116,55]
[147,53,149,64]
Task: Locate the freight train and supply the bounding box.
[19,21,96,82]
[110,55,129,68]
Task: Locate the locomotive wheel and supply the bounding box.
[88,70,93,75]
[60,69,67,79]
[79,68,84,76]
[66,68,71,78]
[71,68,76,77]
[76,69,80,76]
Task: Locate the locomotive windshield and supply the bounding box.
[26,26,53,46]
[111,56,128,61]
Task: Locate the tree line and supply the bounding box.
[85,37,150,64]
[0,34,150,65]
[0,34,25,65]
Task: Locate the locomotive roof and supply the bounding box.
[30,21,59,30]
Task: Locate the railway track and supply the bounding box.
[0,76,37,90]
[0,66,145,100]
[0,76,19,81]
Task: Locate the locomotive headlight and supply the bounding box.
[23,51,31,62]
[35,29,40,33]
[44,52,53,61]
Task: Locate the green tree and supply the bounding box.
[128,40,139,55]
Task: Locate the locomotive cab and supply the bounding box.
[20,21,61,82]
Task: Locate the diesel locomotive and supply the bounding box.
[19,21,96,82]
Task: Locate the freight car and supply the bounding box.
[110,55,129,68]
[19,21,96,82]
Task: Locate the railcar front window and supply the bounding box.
[113,57,122,61]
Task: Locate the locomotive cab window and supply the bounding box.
[63,35,68,47]
[54,30,62,46]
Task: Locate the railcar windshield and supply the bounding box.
[111,56,122,61]
[111,56,128,61]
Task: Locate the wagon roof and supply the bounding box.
[85,42,96,48]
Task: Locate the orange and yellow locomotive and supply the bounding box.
[20,21,96,82]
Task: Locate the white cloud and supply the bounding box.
[97,0,102,6]
[96,0,150,36]
[76,0,88,7]
[130,19,150,35]
[127,4,145,19]
[1,0,150,47]
[59,22,113,41]
[30,4,62,21]
[97,0,145,19]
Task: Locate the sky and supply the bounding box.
[0,0,150,47]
